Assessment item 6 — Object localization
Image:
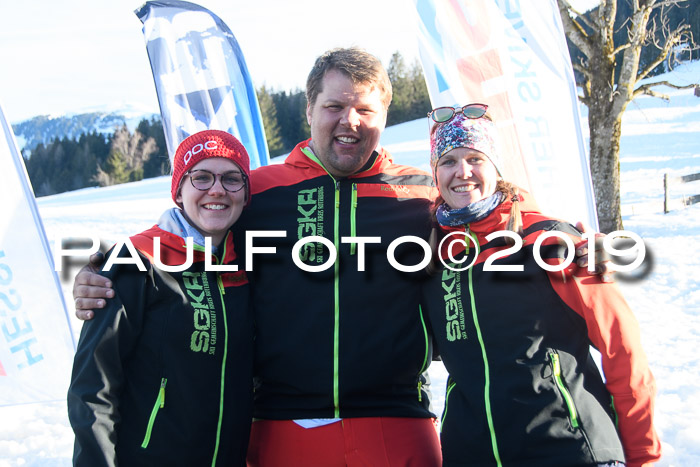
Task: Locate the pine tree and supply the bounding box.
[94,125,157,186]
[273,89,309,154]
[139,117,171,178]
[385,52,432,126]
[386,52,409,126]
[105,150,129,185]
[257,85,285,156]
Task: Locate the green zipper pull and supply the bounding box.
[158,378,166,408]
[550,352,579,428]
[350,183,358,255]
[217,274,225,295]
[417,380,423,402]
[141,378,168,448]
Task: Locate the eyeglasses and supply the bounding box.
[186,169,247,193]
[428,104,489,124]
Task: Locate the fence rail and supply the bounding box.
[664,172,700,213]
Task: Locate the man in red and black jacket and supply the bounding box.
[238,48,442,466]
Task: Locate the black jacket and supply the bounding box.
[423,194,659,466]
[236,140,438,419]
[68,225,253,466]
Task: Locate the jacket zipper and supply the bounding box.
[211,239,230,466]
[549,351,580,428]
[141,378,167,448]
[185,239,231,465]
[211,262,230,466]
[333,180,341,417]
[465,226,503,467]
[299,146,356,417]
[350,183,358,254]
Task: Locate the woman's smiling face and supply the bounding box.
[176,157,246,245]
[436,147,500,209]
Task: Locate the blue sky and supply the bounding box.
[0,1,597,122]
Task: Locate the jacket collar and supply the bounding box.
[131,219,239,267]
[286,138,393,179]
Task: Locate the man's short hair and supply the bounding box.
[306,47,393,110]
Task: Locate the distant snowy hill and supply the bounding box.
[11,103,158,155]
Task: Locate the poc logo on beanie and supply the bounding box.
[183,140,219,166]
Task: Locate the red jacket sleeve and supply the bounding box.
[547,265,662,466]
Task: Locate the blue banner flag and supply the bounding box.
[0,103,76,405]
[413,0,597,229]
[135,0,269,168]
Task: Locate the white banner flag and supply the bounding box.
[136,0,270,169]
[0,103,76,405]
[414,0,597,229]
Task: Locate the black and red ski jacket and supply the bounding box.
[69,225,253,466]
[235,139,438,420]
[423,193,661,466]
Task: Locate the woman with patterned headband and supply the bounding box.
[422,104,661,466]
[68,130,254,466]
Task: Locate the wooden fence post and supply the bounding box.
[664,173,669,214]
[665,172,700,213]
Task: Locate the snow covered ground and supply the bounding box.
[1,61,699,465]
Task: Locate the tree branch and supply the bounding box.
[601,0,618,40]
[650,0,691,11]
[557,0,594,58]
[633,81,699,100]
[614,3,653,110]
[567,1,598,31]
[611,42,632,56]
[637,25,691,81]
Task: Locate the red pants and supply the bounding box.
[247,417,441,466]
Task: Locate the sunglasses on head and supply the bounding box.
[428,104,489,124]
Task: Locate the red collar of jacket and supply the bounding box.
[130,225,239,267]
[285,138,393,178]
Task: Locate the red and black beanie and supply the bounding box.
[171,130,251,203]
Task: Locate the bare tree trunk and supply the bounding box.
[585,31,624,233]
[588,111,623,232]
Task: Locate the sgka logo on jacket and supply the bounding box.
[183,271,218,355]
[297,187,327,264]
[442,266,467,341]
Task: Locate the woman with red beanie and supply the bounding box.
[68,130,254,466]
